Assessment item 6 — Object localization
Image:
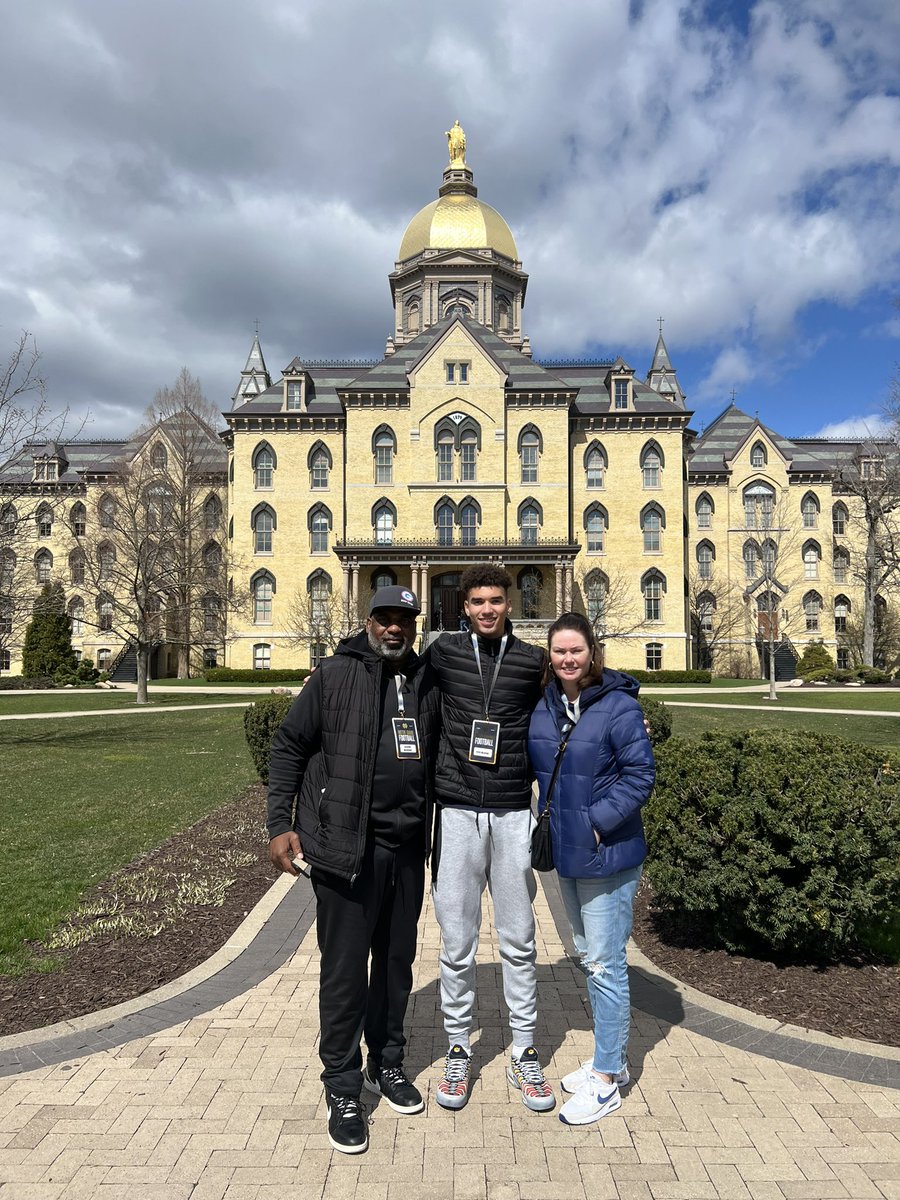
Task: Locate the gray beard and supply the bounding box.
[367,630,411,661]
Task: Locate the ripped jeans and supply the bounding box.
[558,866,642,1076]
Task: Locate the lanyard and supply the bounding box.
[471,633,508,719]
[394,673,406,716]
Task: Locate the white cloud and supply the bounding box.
[810,414,890,438]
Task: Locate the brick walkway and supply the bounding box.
[0,878,898,1200]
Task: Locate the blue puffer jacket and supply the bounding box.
[528,672,655,880]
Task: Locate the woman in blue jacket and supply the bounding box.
[528,612,655,1126]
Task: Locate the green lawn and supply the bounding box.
[150,677,307,688]
[0,692,254,715]
[0,708,259,975]
[661,688,900,713]
[668,704,900,752]
[642,678,763,689]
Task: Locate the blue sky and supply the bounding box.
[0,0,897,441]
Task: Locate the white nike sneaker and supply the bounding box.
[560,1060,630,1094]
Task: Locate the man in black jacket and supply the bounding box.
[428,565,555,1113]
[267,586,440,1155]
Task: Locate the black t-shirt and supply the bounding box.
[369,667,427,848]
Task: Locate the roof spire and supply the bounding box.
[646,321,685,405]
[231,327,272,409]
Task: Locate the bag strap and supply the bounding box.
[542,719,575,817]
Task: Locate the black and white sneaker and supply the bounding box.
[325,1090,368,1154]
[363,1061,424,1113]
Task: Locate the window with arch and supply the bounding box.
[833,546,850,583]
[99,494,115,530]
[308,570,332,624]
[202,592,221,634]
[251,571,274,624]
[309,442,332,490]
[697,540,715,580]
[97,648,111,671]
[311,642,328,669]
[371,567,397,591]
[695,493,714,529]
[373,427,396,485]
[801,492,820,529]
[696,591,716,637]
[70,501,86,537]
[743,540,760,580]
[406,301,420,335]
[518,426,541,485]
[640,442,663,489]
[253,643,271,670]
[436,501,455,546]
[518,567,543,620]
[642,571,665,622]
[69,549,85,585]
[203,647,218,670]
[98,594,113,632]
[518,500,541,546]
[802,540,821,580]
[803,591,822,632]
[36,504,53,538]
[151,443,168,471]
[0,598,13,637]
[434,415,481,482]
[252,505,275,554]
[750,441,767,468]
[641,504,664,553]
[146,484,174,532]
[743,482,775,529]
[460,428,477,482]
[832,502,848,535]
[204,494,222,530]
[584,569,608,626]
[35,549,52,584]
[834,595,850,634]
[252,443,275,489]
[584,442,607,489]
[0,548,15,588]
[645,643,663,671]
[98,542,115,581]
[202,541,222,580]
[373,501,396,546]
[584,504,607,554]
[761,538,777,573]
[460,501,479,547]
[497,298,511,334]
[308,505,331,554]
[1,504,16,537]
[436,429,454,482]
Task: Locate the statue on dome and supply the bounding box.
[445,120,467,167]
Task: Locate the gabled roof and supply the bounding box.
[689,404,863,475]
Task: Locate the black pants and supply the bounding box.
[312,838,425,1097]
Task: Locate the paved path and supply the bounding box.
[0,702,255,722]
[0,877,897,1200]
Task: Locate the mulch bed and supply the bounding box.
[2,791,898,1050]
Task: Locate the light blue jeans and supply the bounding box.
[558,865,642,1076]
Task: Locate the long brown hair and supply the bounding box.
[542,611,605,690]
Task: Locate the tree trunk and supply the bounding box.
[136,644,150,704]
[768,617,778,701]
[863,525,877,667]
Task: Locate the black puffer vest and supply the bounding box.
[428,625,544,810]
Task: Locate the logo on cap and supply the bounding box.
[401,590,414,603]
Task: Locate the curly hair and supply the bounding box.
[460,564,512,598]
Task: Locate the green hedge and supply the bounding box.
[627,669,712,684]
[644,730,900,960]
[0,676,56,690]
[205,668,311,683]
[243,694,295,783]
[638,697,672,747]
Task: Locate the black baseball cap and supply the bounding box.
[369,585,421,616]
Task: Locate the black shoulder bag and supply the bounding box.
[530,720,575,873]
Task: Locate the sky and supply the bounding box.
[1,0,899,444]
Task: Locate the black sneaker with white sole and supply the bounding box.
[325,1090,368,1154]
[363,1061,424,1113]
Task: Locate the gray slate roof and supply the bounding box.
[689,404,862,475]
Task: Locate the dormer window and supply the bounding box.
[861,457,885,480]
[750,441,767,468]
[446,362,469,384]
[613,378,629,410]
[286,380,303,410]
[34,458,57,482]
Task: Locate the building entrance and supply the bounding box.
[431,572,462,631]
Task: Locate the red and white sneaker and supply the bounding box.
[507,1047,555,1113]
[436,1045,471,1110]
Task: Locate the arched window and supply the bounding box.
[460,428,477,482]
[834,594,851,634]
[696,591,716,636]
[743,483,774,529]
[36,504,53,538]
[307,570,332,624]
[373,501,396,546]
[252,442,275,489]
[695,493,714,529]
[697,540,715,580]
[584,442,607,489]
[99,494,115,530]
[518,499,541,546]
[407,300,420,335]
[640,442,663,489]
[252,504,276,554]
[253,643,271,670]
[641,503,664,553]
[518,426,542,485]
[584,569,608,626]
[204,494,222,530]
[801,492,820,529]
[308,504,332,554]
[70,502,86,537]
[371,567,397,591]
[202,592,221,634]
[802,539,821,580]
[436,429,454,482]
[832,502,848,536]
[803,591,822,632]
[761,538,777,573]
[98,593,113,632]
[0,598,13,638]
[309,442,332,490]
[645,643,663,671]
[833,546,850,583]
[202,541,221,580]
[743,540,759,580]
[518,567,543,620]
[497,298,511,334]
[0,548,15,588]
[584,504,608,554]
[69,548,85,585]
[436,501,455,546]
[434,416,482,483]
[68,597,84,638]
[151,443,168,471]
[459,501,479,547]
[251,571,274,624]
[750,441,767,468]
[0,504,16,537]
[35,549,52,584]
[373,426,396,485]
[642,570,665,622]
[145,484,174,531]
[97,542,115,581]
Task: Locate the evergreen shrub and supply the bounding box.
[644,730,900,960]
[802,668,835,683]
[796,641,835,678]
[205,667,310,683]
[638,697,672,747]
[858,668,891,685]
[243,694,294,782]
[21,584,76,679]
[0,676,55,690]
[833,669,856,682]
[627,669,712,684]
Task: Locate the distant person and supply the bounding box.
[266,587,439,1155]
[528,612,655,1126]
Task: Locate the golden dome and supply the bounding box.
[398,192,518,262]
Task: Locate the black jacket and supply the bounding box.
[427,624,544,810]
[266,632,441,881]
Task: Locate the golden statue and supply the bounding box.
[445,120,467,167]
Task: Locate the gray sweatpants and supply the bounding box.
[432,807,538,1046]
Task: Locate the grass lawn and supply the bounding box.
[0,692,255,715]
[0,708,259,975]
[668,704,900,752]
[150,677,307,688]
[642,677,763,689]
[660,689,900,713]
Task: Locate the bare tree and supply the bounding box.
[688,567,745,671]
[740,493,804,700]
[573,564,645,645]
[0,540,31,674]
[284,577,367,661]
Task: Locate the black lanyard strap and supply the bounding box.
[471,633,508,719]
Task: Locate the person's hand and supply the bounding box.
[269,831,303,875]
[643,718,652,738]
